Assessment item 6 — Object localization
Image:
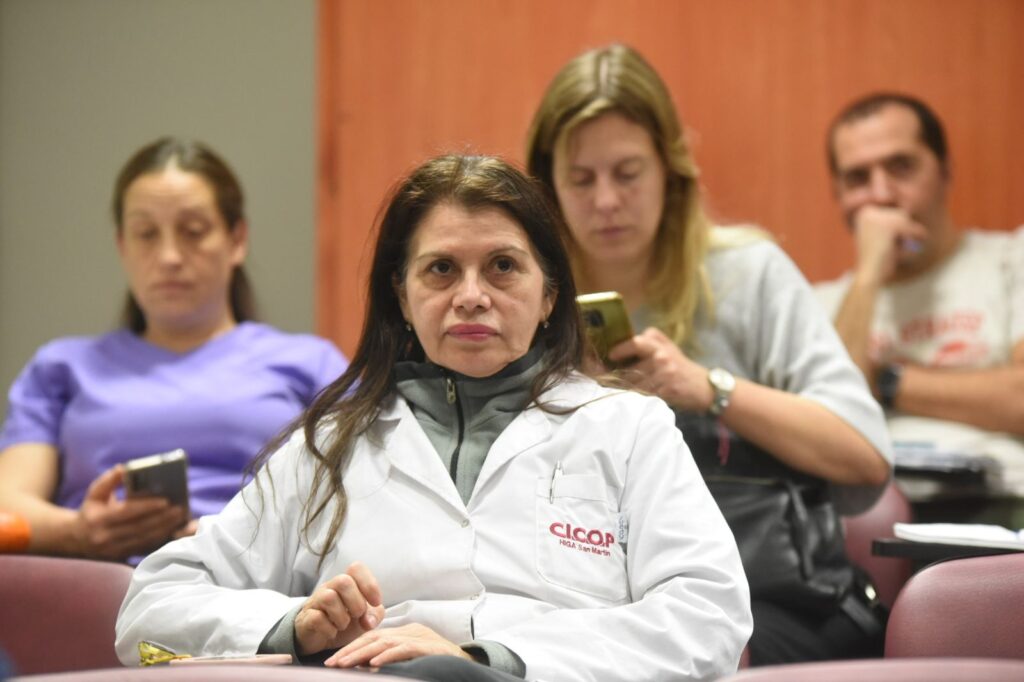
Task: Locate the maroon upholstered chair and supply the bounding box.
[10,664,400,682]
[885,552,1024,659]
[842,482,913,608]
[718,657,1024,681]
[0,554,134,675]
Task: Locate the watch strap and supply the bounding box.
[876,363,903,409]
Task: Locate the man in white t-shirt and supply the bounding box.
[814,93,1024,524]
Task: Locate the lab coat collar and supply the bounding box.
[373,375,599,512]
[472,375,607,505]
[378,397,468,513]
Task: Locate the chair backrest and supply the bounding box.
[842,482,913,608]
[885,552,1024,659]
[0,554,134,675]
[719,657,1024,681]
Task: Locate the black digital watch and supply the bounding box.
[876,363,903,409]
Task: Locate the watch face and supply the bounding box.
[709,368,736,392]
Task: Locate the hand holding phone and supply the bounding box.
[74,462,189,560]
[577,292,635,365]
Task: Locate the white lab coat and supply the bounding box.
[115,375,752,681]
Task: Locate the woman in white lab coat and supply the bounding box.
[115,154,752,682]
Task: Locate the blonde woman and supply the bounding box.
[527,44,892,664]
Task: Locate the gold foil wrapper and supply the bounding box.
[138,640,192,666]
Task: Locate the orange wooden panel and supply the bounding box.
[318,0,1024,355]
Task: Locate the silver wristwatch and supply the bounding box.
[707,367,736,417]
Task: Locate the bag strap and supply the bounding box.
[782,478,816,579]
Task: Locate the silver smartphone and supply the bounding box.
[124,448,190,515]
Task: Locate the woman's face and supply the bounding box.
[552,112,667,272]
[117,166,247,336]
[398,202,555,378]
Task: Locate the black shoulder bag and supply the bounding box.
[677,413,885,635]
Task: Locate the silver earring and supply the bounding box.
[405,322,412,331]
[542,320,550,329]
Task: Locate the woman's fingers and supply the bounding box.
[102,505,184,543]
[83,465,124,502]
[608,328,671,370]
[324,623,469,669]
[345,562,383,628]
[312,581,354,632]
[105,496,174,524]
[103,509,185,557]
[173,518,199,539]
[294,607,339,655]
[607,336,644,364]
[363,603,386,632]
[324,571,375,628]
[296,563,385,656]
[325,635,393,667]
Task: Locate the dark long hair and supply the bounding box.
[258,154,584,565]
[112,136,257,331]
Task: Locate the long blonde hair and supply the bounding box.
[526,44,718,349]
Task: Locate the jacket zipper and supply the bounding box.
[446,375,465,483]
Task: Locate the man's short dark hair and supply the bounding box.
[827,93,948,176]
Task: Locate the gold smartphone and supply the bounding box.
[124,448,190,516]
[577,292,635,363]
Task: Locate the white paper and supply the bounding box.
[894,522,1024,550]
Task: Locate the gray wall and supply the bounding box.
[0,0,318,403]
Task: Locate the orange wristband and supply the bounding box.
[0,511,31,552]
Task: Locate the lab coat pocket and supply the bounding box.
[535,474,629,603]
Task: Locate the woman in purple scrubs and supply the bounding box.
[0,137,346,562]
